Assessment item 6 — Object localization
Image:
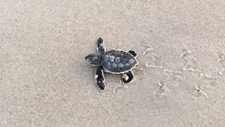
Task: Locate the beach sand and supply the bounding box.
[0,0,225,126]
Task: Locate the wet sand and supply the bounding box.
[0,0,225,127]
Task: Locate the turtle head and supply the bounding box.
[85,54,101,66]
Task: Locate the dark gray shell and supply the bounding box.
[100,50,138,73]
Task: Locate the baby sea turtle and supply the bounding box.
[85,37,138,91]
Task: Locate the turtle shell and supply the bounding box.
[101,50,138,73]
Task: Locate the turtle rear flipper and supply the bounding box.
[128,50,137,57]
[95,66,105,90]
[122,71,134,83]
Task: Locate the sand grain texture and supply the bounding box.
[0,0,225,127]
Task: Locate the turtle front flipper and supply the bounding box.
[97,37,106,55]
[95,66,105,90]
[122,71,134,83]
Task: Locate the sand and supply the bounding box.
[0,0,225,127]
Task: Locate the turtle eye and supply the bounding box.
[86,59,91,62]
[85,55,92,62]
